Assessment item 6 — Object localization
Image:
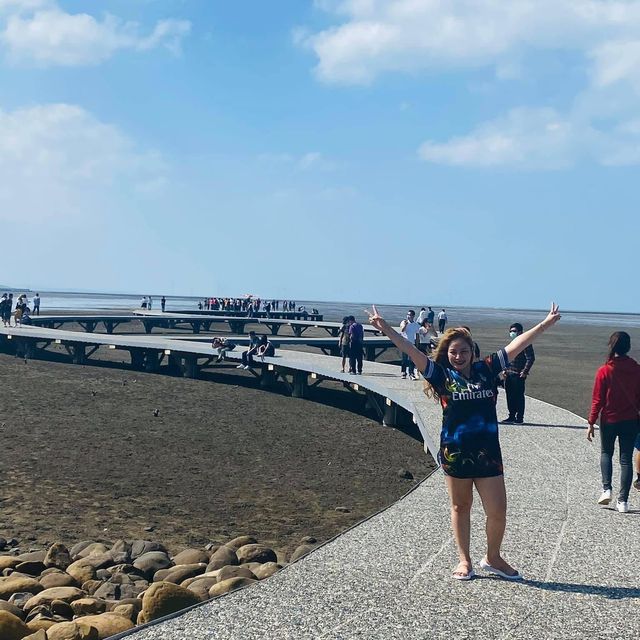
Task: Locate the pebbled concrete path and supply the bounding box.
[118,394,640,640]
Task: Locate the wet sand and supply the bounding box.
[1,310,635,558]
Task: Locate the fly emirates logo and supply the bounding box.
[451,386,494,401]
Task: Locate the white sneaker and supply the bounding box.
[410,374,419,381]
[236,364,244,369]
[616,500,629,513]
[597,489,612,505]
[243,365,250,370]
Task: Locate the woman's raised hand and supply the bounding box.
[365,304,385,331]
[542,302,561,329]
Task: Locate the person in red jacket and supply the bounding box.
[587,331,640,513]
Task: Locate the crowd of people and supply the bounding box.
[196,297,319,319]
[1,292,40,326]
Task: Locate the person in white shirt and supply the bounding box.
[417,319,438,355]
[400,310,420,380]
[416,307,428,324]
[437,309,448,333]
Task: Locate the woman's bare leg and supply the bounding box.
[445,476,474,575]
[474,475,518,575]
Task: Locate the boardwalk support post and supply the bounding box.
[144,350,161,373]
[292,371,308,398]
[70,344,86,364]
[182,355,198,379]
[130,349,145,370]
[167,353,182,375]
[260,367,276,389]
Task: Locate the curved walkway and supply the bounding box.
[119,395,639,639]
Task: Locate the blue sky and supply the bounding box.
[2,0,639,311]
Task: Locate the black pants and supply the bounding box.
[505,374,526,420]
[438,320,446,332]
[349,343,363,374]
[600,420,640,501]
[241,349,257,367]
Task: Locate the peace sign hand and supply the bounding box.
[364,304,385,332]
[541,302,561,329]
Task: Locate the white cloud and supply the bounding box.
[304,0,640,84]
[257,151,337,171]
[0,103,166,221]
[303,0,640,169]
[419,106,640,168]
[0,2,190,66]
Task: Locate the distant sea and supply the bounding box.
[8,290,640,328]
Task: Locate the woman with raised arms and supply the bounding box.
[365,303,561,581]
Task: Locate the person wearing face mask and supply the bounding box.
[502,323,535,424]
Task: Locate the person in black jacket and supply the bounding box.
[502,322,535,424]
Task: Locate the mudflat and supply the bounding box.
[0,312,635,558]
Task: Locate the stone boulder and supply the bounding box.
[252,562,281,580]
[70,598,106,616]
[77,554,114,571]
[185,577,218,601]
[17,552,46,563]
[50,599,74,619]
[80,580,102,596]
[139,582,201,624]
[289,544,315,562]
[130,541,167,560]
[25,619,56,633]
[76,544,109,560]
[24,588,86,612]
[109,541,132,562]
[133,552,172,579]
[9,593,34,609]
[225,536,257,551]
[0,556,21,571]
[15,562,45,577]
[68,542,95,561]
[162,564,206,585]
[39,572,78,590]
[0,577,43,599]
[236,544,277,565]
[65,560,96,585]
[209,577,256,598]
[46,621,99,640]
[0,600,26,620]
[206,546,238,571]
[172,549,209,565]
[216,565,256,583]
[0,610,31,640]
[111,604,136,623]
[74,613,134,639]
[44,544,72,571]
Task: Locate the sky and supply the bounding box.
[1,0,639,312]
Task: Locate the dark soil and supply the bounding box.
[0,350,434,559]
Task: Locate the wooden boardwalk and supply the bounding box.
[29,312,381,338]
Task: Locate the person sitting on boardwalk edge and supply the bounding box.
[366,302,561,581]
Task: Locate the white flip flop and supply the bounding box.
[452,568,476,581]
[479,559,523,581]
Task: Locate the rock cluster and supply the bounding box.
[0,535,316,639]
